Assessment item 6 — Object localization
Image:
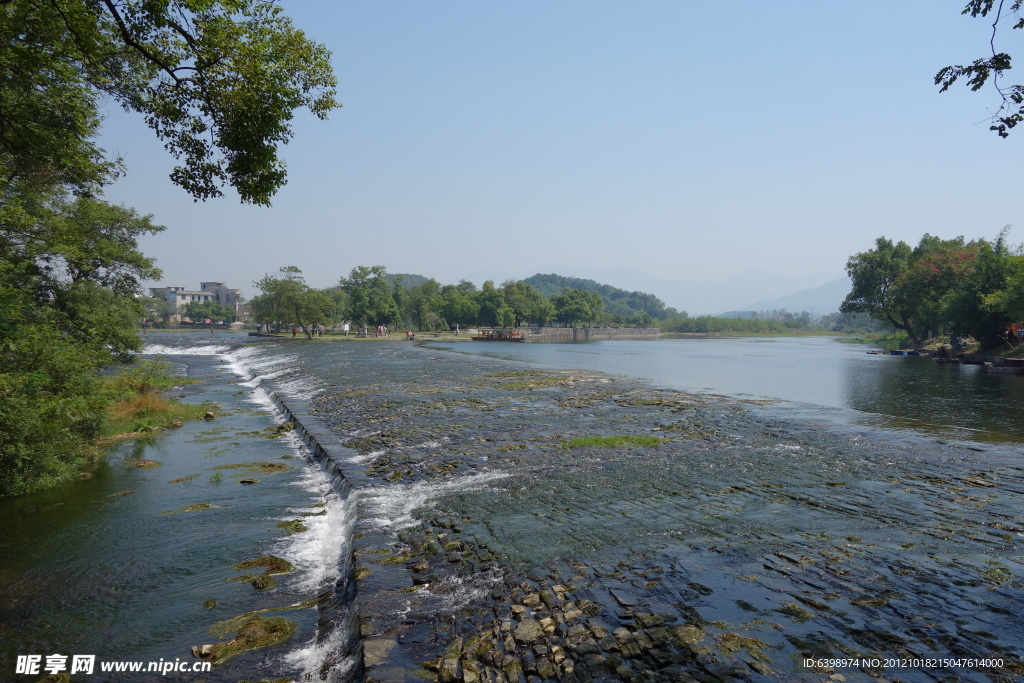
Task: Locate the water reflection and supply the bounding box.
[429,336,1024,442]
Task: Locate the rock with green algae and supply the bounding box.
[160,502,222,515]
[192,614,296,665]
[211,461,294,475]
[126,459,163,468]
[276,519,306,535]
[233,556,294,575]
[230,573,277,590]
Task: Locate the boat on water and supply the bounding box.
[471,331,525,342]
[985,358,1024,375]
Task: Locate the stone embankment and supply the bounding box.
[515,326,660,342]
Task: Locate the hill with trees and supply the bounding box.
[522,273,682,323]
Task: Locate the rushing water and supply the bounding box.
[2,333,1022,682]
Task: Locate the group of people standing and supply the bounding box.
[289,326,324,337]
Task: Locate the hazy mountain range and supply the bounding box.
[464,266,851,316]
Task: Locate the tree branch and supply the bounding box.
[99,0,182,84]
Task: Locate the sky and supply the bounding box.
[97,1,1023,313]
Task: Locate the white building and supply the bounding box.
[149,282,244,312]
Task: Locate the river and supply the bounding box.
[1,333,1021,682]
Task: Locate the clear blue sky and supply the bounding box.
[98,1,1022,312]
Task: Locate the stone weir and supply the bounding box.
[260,380,369,682]
[519,327,660,342]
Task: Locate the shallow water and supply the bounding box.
[3,333,1022,682]
[429,336,1024,441]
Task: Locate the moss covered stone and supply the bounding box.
[194,614,296,664]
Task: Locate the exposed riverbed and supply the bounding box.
[307,341,1024,683]
[2,334,1022,682]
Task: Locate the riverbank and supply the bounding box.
[301,345,1024,682]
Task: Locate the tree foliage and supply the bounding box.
[341,265,399,328]
[2,0,339,203]
[552,288,603,327]
[0,1,337,495]
[842,231,1020,348]
[936,1,1024,137]
[251,266,329,337]
[183,300,237,324]
[0,194,162,494]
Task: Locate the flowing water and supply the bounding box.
[1,333,1022,682]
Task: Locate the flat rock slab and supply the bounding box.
[362,638,398,667]
[609,589,638,607]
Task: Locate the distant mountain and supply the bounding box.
[385,273,430,289]
[737,277,851,316]
[509,266,846,315]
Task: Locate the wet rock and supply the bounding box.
[610,589,638,607]
[501,655,523,680]
[197,614,296,665]
[439,653,461,682]
[521,650,537,675]
[634,612,665,628]
[670,624,705,645]
[571,638,601,656]
[514,618,545,645]
[445,636,464,657]
[362,638,398,667]
[462,659,482,683]
[587,618,610,639]
[521,592,542,608]
[582,653,608,672]
[536,655,557,679]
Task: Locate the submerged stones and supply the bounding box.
[159,502,220,515]
[126,459,162,468]
[210,461,294,475]
[275,519,306,535]
[233,555,295,574]
[311,348,1024,681]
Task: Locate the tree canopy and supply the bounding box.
[341,265,399,328]
[251,266,330,337]
[842,230,1018,348]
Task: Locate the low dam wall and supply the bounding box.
[519,326,660,342]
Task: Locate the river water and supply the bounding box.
[1,333,1022,682]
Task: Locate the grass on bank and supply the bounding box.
[100,360,211,439]
[0,359,215,498]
